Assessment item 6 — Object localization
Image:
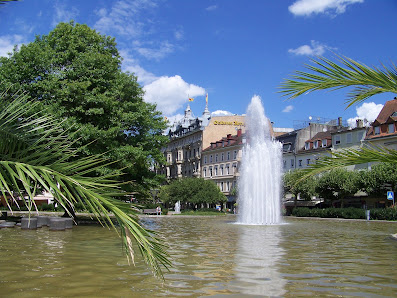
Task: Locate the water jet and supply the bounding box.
[238,95,282,225]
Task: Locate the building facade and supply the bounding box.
[276,121,341,172]
[158,104,246,180]
[201,129,243,208]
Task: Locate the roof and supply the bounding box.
[373,98,397,125]
[366,98,397,140]
[202,130,243,152]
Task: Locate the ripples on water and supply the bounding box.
[1,217,396,297]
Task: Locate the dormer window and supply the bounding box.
[322,139,327,147]
[282,143,291,152]
[374,126,380,135]
[304,142,310,150]
[388,123,395,133]
[313,140,319,149]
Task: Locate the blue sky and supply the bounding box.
[1,0,396,129]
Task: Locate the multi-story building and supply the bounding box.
[201,129,243,208]
[330,119,368,170]
[364,97,397,151]
[158,103,246,179]
[277,120,343,172]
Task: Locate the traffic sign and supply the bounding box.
[387,191,394,201]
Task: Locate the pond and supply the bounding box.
[1,216,397,297]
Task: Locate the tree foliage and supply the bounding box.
[0,91,170,278]
[158,178,227,207]
[0,21,167,197]
[359,163,397,197]
[283,169,316,201]
[315,168,360,206]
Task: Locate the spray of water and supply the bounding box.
[237,95,283,225]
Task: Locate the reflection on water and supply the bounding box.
[1,217,397,297]
[234,224,286,296]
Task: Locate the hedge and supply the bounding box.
[291,207,397,221]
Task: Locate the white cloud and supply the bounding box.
[52,2,79,26]
[143,75,206,115]
[206,5,218,11]
[288,40,328,56]
[0,35,24,57]
[174,28,184,40]
[212,110,234,116]
[135,40,175,61]
[347,102,383,128]
[282,105,294,113]
[94,0,157,38]
[289,0,363,17]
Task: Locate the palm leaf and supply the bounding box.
[279,55,397,108]
[298,144,397,182]
[0,91,171,279]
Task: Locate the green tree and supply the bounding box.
[359,163,397,197]
[279,55,397,175]
[283,169,316,206]
[0,91,170,278]
[315,168,360,207]
[159,178,227,208]
[0,21,168,197]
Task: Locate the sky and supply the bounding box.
[1,0,396,129]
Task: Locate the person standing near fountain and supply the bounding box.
[238,95,283,225]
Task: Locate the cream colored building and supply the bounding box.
[158,104,246,180]
[201,129,244,208]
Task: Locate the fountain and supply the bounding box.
[238,95,283,225]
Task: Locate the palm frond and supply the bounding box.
[0,91,171,279]
[279,55,397,107]
[298,144,397,182]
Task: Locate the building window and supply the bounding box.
[227,152,230,160]
[226,164,230,175]
[221,152,224,161]
[220,182,224,191]
[305,142,310,150]
[203,167,207,177]
[306,159,310,165]
[322,139,327,147]
[389,123,395,133]
[220,165,224,176]
[232,163,237,174]
[214,166,218,176]
[233,150,237,159]
[215,154,218,162]
[226,181,230,191]
[298,160,302,167]
[210,155,213,163]
[334,135,341,145]
[209,166,213,177]
[283,143,291,152]
[291,159,294,168]
[346,133,352,144]
[374,126,380,135]
[204,156,207,164]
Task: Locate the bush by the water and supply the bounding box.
[291,207,397,220]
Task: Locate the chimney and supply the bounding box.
[338,117,343,127]
[356,119,363,128]
[237,129,242,137]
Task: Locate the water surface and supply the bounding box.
[1,216,396,297]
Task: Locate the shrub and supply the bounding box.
[291,207,396,220]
